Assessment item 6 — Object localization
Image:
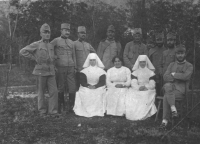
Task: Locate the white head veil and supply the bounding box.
[132,55,155,71]
[83,53,105,69]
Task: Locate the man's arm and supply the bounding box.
[19,42,38,61]
[116,42,122,57]
[123,43,133,69]
[89,44,96,53]
[163,63,174,82]
[72,42,77,70]
[97,42,103,60]
[173,64,193,81]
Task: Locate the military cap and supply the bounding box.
[167,32,176,39]
[40,23,50,33]
[133,28,142,35]
[175,44,186,53]
[78,26,86,33]
[155,32,164,39]
[107,25,115,32]
[61,23,70,30]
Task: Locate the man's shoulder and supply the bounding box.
[185,61,193,67]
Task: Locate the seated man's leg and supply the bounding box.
[160,83,175,128]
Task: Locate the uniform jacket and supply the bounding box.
[149,46,166,75]
[163,61,193,94]
[50,37,76,68]
[74,40,96,72]
[19,40,56,76]
[97,39,121,70]
[123,41,148,69]
[159,48,176,75]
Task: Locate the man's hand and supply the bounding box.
[171,72,175,76]
[88,85,96,89]
[115,84,124,88]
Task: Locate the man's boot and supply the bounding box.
[69,93,76,113]
[58,92,64,113]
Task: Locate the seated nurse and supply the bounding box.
[125,55,157,121]
[73,53,106,117]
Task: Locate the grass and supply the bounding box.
[0,65,36,87]
[1,97,200,144]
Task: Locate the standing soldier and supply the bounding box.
[149,32,166,95]
[19,23,59,117]
[97,25,122,71]
[123,28,148,70]
[159,32,176,77]
[50,23,76,113]
[74,26,95,89]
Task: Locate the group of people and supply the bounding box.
[19,22,193,129]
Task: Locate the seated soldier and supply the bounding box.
[160,44,193,129]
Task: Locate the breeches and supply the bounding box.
[57,66,76,93]
[162,83,183,120]
[38,75,58,114]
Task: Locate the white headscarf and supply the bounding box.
[83,53,105,69]
[132,55,155,71]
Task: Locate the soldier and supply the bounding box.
[74,26,95,89]
[50,23,76,113]
[149,32,166,95]
[19,23,59,117]
[97,25,122,71]
[123,28,148,70]
[159,32,176,76]
[159,44,193,129]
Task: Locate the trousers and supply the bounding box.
[57,66,76,93]
[162,83,183,120]
[38,75,58,114]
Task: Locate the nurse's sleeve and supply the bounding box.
[145,73,156,90]
[131,73,140,90]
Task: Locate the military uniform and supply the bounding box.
[162,45,193,122]
[74,26,96,89]
[123,28,148,70]
[149,32,166,95]
[97,25,122,70]
[159,32,176,76]
[19,23,58,115]
[50,23,76,112]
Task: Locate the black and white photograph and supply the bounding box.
[0,0,200,143]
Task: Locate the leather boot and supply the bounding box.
[58,92,64,113]
[69,93,76,112]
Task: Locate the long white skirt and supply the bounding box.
[125,89,157,121]
[105,87,128,116]
[73,86,106,117]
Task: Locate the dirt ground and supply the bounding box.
[0,97,200,144]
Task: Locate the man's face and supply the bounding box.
[167,38,175,48]
[40,30,51,40]
[61,29,70,38]
[156,37,164,47]
[176,51,186,62]
[78,31,86,41]
[107,30,115,39]
[134,34,141,42]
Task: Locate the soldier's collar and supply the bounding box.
[133,41,141,45]
[61,36,68,39]
[78,39,85,42]
[42,39,49,43]
[176,60,186,64]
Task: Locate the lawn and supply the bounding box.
[1,97,200,144]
